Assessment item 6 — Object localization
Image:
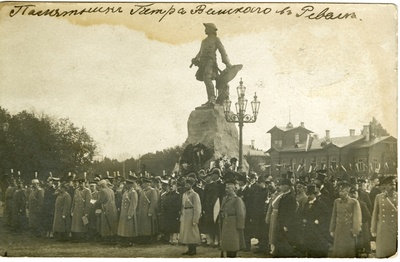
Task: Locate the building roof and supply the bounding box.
[243,144,267,156]
[353,136,396,148]
[266,125,313,134]
[329,135,365,148]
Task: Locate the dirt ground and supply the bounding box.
[0,229,269,258]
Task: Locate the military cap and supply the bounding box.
[315,172,327,182]
[349,177,357,185]
[248,171,258,179]
[185,177,196,187]
[338,181,352,190]
[141,177,152,184]
[236,173,247,183]
[225,178,237,185]
[31,179,40,184]
[203,23,217,31]
[357,178,366,183]
[306,184,317,195]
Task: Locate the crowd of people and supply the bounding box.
[1,164,398,258]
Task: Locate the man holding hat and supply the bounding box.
[70,173,91,242]
[329,181,362,258]
[370,176,397,258]
[94,179,118,244]
[191,23,232,106]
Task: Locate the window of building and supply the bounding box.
[295,132,300,143]
[373,158,379,171]
[321,157,326,169]
[356,158,365,172]
[274,140,282,147]
[330,156,337,170]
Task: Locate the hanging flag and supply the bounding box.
[378,162,381,171]
[323,164,326,170]
[341,165,347,172]
[313,164,318,171]
[356,163,359,171]
[385,162,389,170]
[308,165,312,173]
[297,164,302,172]
[369,163,373,171]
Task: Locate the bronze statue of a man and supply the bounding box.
[191,23,232,106]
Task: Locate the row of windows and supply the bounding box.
[275,157,382,172]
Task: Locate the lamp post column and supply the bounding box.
[238,119,243,171]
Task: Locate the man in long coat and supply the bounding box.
[274,179,298,258]
[219,178,246,258]
[11,179,27,234]
[42,176,58,238]
[370,176,397,258]
[301,185,330,257]
[162,179,181,244]
[28,178,44,237]
[179,177,202,256]
[70,174,92,241]
[329,181,362,258]
[117,177,138,246]
[94,179,118,244]
[236,173,252,252]
[202,169,221,247]
[53,183,72,242]
[3,178,17,229]
[137,177,158,243]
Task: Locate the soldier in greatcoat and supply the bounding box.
[42,176,58,238]
[3,178,17,229]
[179,177,202,256]
[28,178,44,237]
[329,181,362,258]
[137,177,158,243]
[301,184,330,257]
[70,174,92,241]
[370,176,397,258]
[219,178,246,258]
[236,173,252,252]
[11,179,27,234]
[94,179,118,244]
[117,176,138,247]
[53,183,72,242]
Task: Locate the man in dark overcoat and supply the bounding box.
[274,179,298,257]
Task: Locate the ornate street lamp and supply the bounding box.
[223,78,260,171]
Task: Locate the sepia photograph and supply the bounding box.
[0,1,397,258]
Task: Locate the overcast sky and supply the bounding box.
[0,2,397,160]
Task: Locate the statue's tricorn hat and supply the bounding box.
[203,23,218,31]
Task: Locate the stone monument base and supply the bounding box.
[184,104,248,171]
